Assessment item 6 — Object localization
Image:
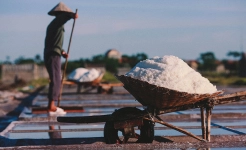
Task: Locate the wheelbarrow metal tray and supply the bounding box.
[116,75,222,109]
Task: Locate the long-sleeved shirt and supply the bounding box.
[44,13,73,56]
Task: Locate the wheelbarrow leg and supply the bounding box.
[206,107,212,141]
[77,84,81,93]
[200,107,206,139]
[153,116,206,142]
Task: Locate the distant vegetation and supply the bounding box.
[1,52,148,74]
[201,72,246,85]
[207,76,246,85]
[1,50,246,86]
[101,71,120,83]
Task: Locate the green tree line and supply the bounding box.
[0,53,148,74]
[1,51,245,76]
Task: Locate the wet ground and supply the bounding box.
[0,84,246,149]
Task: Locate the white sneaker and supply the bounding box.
[48,107,67,116]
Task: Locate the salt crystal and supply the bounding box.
[67,68,100,82]
[125,55,217,94]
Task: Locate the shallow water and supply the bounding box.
[2,85,246,149]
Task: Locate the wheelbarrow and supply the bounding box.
[64,72,123,94]
[64,71,104,93]
[57,75,246,144]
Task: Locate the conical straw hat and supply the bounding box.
[48,2,73,16]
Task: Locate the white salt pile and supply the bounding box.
[67,68,100,82]
[125,55,217,94]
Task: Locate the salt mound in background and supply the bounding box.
[125,55,217,94]
[67,68,100,82]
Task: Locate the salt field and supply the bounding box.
[1,85,246,149]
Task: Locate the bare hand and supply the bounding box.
[62,51,69,58]
[74,13,78,19]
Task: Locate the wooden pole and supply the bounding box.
[206,107,212,141]
[200,107,206,140]
[57,9,78,107]
[146,116,206,142]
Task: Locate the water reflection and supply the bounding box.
[48,125,62,139]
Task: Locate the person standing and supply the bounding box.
[44,2,78,116]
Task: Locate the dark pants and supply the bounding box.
[44,52,61,102]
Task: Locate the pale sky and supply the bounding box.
[0,0,245,63]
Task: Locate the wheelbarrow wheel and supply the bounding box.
[104,121,120,144]
[137,119,155,143]
[104,107,154,144]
